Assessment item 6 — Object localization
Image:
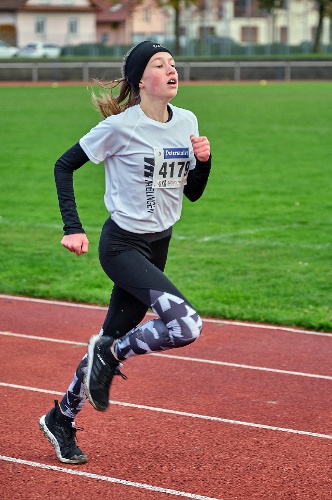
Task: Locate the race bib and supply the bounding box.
[153,147,191,189]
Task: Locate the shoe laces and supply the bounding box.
[114,366,128,380]
[52,400,84,443]
[72,426,84,444]
[61,420,84,441]
[99,339,128,381]
[100,360,127,384]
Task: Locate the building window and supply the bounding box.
[35,17,46,35]
[235,0,266,18]
[241,26,258,43]
[142,8,152,22]
[280,26,288,43]
[101,32,109,44]
[68,18,79,36]
[199,26,215,38]
[217,0,224,19]
[234,0,246,18]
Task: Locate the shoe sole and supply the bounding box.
[39,415,88,465]
[84,334,109,412]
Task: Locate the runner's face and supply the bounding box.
[139,52,178,98]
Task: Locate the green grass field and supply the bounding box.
[1,82,331,331]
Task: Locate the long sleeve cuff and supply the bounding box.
[184,154,212,202]
[54,143,89,234]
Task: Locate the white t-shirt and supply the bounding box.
[79,104,198,234]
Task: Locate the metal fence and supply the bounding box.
[0,60,332,82]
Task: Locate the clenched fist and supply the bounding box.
[61,233,89,256]
[190,135,210,163]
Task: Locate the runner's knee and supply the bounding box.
[150,290,202,347]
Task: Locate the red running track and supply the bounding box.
[1,294,331,499]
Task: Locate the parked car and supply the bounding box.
[0,39,19,58]
[20,42,61,58]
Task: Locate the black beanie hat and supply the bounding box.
[124,41,172,92]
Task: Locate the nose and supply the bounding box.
[166,63,176,74]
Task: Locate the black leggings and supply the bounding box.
[59,218,202,418]
[99,218,188,337]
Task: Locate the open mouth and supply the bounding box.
[167,79,177,85]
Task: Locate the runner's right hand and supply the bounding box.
[61,233,89,256]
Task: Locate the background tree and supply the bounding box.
[313,0,332,52]
[257,0,285,45]
[104,0,192,54]
[258,0,332,53]
[156,0,200,55]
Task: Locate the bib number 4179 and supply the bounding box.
[153,158,190,188]
[159,161,189,179]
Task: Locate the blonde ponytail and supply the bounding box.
[91,78,140,118]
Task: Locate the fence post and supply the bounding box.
[32,63,38,82]
[83,63,89,82]
[183,62,191,81]
[285,61,291,81]
[234,62,241,81]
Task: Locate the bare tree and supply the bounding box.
[104,0,195,53]
[258,0,332,53]
[156,0,200,54]
[313,0,332,52]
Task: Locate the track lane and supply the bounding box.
[1,295,332,499]
[1,388,332,499]
[1,296,331,377]
[1,335,332,436]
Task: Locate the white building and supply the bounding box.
[0,0,98,48]
[0,0,330,51]
[183,0,331,48]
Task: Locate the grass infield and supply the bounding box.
[0,82,331,331]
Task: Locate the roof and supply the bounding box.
[91,0,133,22]
[0,0,97,13]
[0,0,131,21]
[0,0,26,10]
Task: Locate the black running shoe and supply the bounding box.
[84,334,127,411]
[39,400,87,464]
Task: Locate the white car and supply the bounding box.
[20,42,61,58]
[0,40,19,58]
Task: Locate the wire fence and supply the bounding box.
[59,40,332,58]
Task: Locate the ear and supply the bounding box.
[139,80,144,88]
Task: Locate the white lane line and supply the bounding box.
[0,331,85,345]
[151,352,332,381]
[0,455,221,500]
[1,293,331,336]
[1,330,332,381]
[1,382,332,441]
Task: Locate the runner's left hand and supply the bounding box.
[190,135,210,163]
